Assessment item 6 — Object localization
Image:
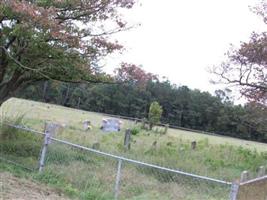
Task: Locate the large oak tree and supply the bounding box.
[0,0,135,103]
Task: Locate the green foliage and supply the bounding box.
[131,126,141,135]
[34,170,66,185]
[0,0,134,103]
[148,101,163,130]
[80,190,114,200]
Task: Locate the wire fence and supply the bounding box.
[0,123,266,200]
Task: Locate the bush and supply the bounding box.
[131,127,141,135]
[148,101,163,130]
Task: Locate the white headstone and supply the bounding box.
[83,120,91,130]
[101,118,122,132]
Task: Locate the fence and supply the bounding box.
[0,123,266,200]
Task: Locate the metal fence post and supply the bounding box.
[39,122,60,172]
[114,159,123,200]
[39,132,50,172]
[229,182,239,200]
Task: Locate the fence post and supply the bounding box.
[114,159,122,200]
[39,122,57,172]
[38,131,50,172]
[124,129,131,150]
[229,182,239,200]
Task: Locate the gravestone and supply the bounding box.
[83,120,92,130]
[257,166,266,177]
[44,122,62,144]
[163,124,169,134]
[191,141,197,150]
[101,118,122,132]
[240,171,249,182]
[152,141,157,148]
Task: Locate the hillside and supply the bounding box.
[1,98,266,152]
[0,172,69,200]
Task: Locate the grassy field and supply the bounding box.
[1,98,266,152]
[0,98,267,200]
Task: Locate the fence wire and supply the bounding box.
[42,137,232,200]
[44,139,117,199]
[119,161,231,200]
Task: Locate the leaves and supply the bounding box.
[114,63,158,88]
[0,0,136,101]
[212,3,267,105]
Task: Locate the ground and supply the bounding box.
[0,172,69,200]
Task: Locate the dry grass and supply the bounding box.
[0,172,70,200]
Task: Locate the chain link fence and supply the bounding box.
[49,136,233,200]
[0,123,236,199]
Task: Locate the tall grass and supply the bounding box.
[0,115,43,170]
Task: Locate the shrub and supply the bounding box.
[148,101,163,130]
[131,126,141,135]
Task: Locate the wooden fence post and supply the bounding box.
[124,129,131,150]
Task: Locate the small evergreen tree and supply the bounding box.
[148,101,163,130]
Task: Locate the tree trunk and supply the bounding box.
[62,84,70,106]
[77,97,81,109]
[42,81,48,102]
[149,122,153,130]
[0,48,8,83]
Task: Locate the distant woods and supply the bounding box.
[17,77,267,143]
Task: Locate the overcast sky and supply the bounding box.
[103,0,266,96]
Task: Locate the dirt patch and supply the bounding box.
[237,176,267,200]
[0,172,70,200]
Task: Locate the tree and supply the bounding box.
[148,101,163,130]
[0,0,135,104]
[212,2,267,105]
[114,63,158,88]
[243,102,267,141]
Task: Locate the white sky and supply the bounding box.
[104,0,266,96]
